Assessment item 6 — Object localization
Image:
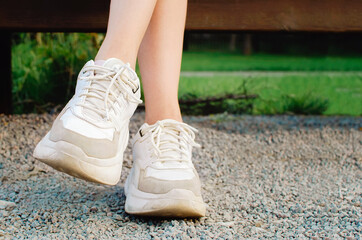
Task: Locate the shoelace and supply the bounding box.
[77,63,142,129]
[142,121,201,164]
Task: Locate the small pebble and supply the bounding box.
[0,200,16,211]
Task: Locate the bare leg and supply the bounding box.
[138,0,187,124]
[95,0,157,70]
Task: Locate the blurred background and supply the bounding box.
[11,31,362,115]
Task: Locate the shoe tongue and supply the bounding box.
[143,121,187,167]
[103,58,136,91]
[159,130,184,168]
[158,121,184,147]
[160,128,179,144]
[82,58,127,121]
[102,58,125,69]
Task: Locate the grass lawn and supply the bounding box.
[178,51,362,116]
[181,52,362,71]
[11,34,362,115]
[179,74,362,116]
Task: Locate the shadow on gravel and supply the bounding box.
[184,115,362,135]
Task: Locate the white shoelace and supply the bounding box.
[77,63,142,129]
[142,121,201,164]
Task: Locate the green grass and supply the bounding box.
[11,33,362,115]
[179,75,362,116]
[181,52,362,71]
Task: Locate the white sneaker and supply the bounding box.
[33,58,142,185]
[124,119,206,217]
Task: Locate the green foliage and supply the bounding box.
[281,93,329,115]
[11,34,361,115]
[12,33,104,113]
[180,75,362,116]
[179,80,255,115]
[178,81,329,116]
[256,93,329,115]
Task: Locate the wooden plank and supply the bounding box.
[0,31,12,114]
[0,0,361,32]
[0,0,109,32]
[186,0,362,31]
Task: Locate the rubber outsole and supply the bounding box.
[124,181,206,218]
[33,132,123,185]
[126,197,206,218]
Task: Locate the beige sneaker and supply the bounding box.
[33,58,142,185]
[124,119,206,217]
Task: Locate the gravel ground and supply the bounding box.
[0,112,361,239]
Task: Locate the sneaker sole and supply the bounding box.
[124,181,206,218]
[33,132,125,185]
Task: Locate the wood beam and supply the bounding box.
[0,0,361,32]
[186,0,362,32]
[0,31,12,114]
